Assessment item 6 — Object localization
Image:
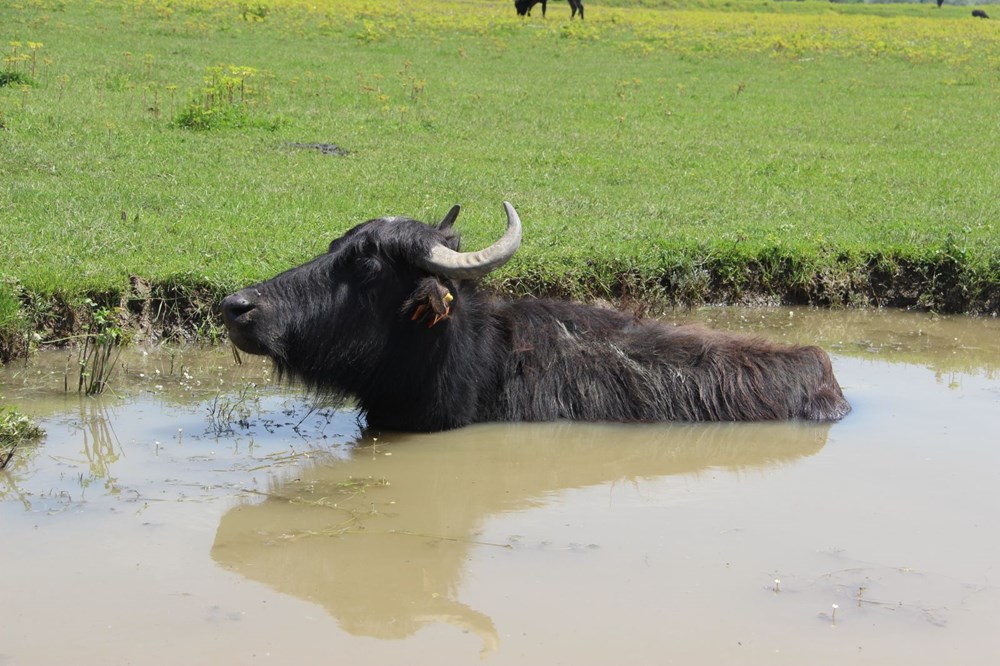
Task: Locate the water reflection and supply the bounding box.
[1,398,125,508]
[212,420,832,653]
[0,469,32,510]
[73,400,123,492]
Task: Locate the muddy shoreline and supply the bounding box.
[2,258,999,364]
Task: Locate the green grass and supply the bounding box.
[1,0,999,359]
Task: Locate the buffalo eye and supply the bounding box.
[357,256,383,282]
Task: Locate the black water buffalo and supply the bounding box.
[515,0,584,20]
[222,202,850,432]
[972,9,989,18]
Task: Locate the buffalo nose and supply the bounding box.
[222,293,255,322]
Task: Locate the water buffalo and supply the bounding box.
[972,9,989,18]
[222,202,850,431]
[515,0,584,20]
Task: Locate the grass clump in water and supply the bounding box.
[0,406,44,470]
[76,299,125,396]
[206,382,260,434]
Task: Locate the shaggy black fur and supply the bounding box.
[222,213,850,432]
[515,0,584,20]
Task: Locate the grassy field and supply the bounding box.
[2,0,999,359]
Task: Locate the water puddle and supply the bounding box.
[1,308,998,665]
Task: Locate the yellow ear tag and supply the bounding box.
[444,291,454,304]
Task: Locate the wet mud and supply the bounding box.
[1,307,998,665]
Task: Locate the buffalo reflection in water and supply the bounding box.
[212,420,831,655]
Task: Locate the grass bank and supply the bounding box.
[2,0,999,360]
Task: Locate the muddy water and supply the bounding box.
[1,308,998,665]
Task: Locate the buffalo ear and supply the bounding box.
[437,204,461,231]
[403,277,456,328]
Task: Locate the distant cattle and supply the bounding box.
[972,9,989,18]
[221,202,851,432]
[515,0,584,20]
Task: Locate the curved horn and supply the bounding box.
[438,204,461,231]
[418,201,522,280]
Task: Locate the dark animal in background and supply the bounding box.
[937,0,943,7]
[515,0,584,20]
[972,9,989,18]
[222,202,850,432]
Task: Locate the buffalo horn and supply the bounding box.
[419,201,522,280]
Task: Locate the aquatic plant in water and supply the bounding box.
[77,300,124,396]
[0,407,44,470]
[206,382,260,434]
